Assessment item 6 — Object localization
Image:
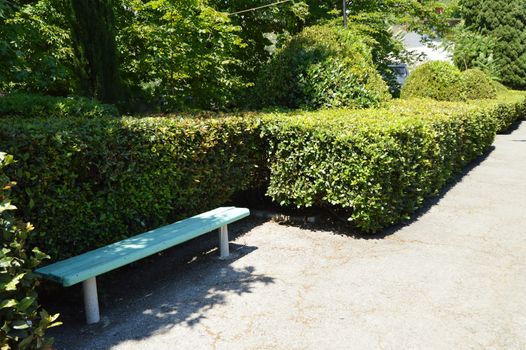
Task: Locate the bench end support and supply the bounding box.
[83,277,100,324]
[219,225,229,259]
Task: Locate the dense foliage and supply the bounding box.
[0,94,118,119]
[453,29,499,78]
[254,24,391,109]
[0,0,246,111]
[461,68,496,100]
[0,0,75,95]
[0,116,265,260]
[222,0,450,103]
[401,61,465,101]
[69,0,125,105]
[1,0,450,111]
[264,92,526,231]
[0,91,524,259]
[489,91,526,133]
[0,153,60,349]
[213,0,448,91]
[455,0,526,89]
[115,0,247,111]
[402,62,498,101]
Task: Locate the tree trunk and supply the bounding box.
[69,0,124,105]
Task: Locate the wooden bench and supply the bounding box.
[35,207,250,324]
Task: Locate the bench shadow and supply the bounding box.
[271,146,497,241]
[45,219,273,350]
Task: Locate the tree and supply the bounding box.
[0,0,76,95]
[69,0,125,105]
[210,0,448,90]
[456,0,526,89]
[1,0,246,111]
[115,0,246,110]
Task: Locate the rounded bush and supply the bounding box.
[461,68,497,100]
[253,24,390,109]
[491,80,509,94]
[401,61,465,101]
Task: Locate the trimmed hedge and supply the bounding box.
[395,91,526,134]
[263,92,526,231]
[401,61,465,101]
[491,91,526,132]
[0,93,118,119]
[401,62,499,102]
[461,68,497,100]
[0,116,264,260]
[0,91,525,260]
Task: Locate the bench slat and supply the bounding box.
[35,207,249,287]
[38,207,235,276]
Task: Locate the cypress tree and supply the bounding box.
[459,0,526,89]
[69,0,125,104]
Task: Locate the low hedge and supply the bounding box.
[0,91,524,259]
[393,91,526,133]
[491,91,526,132]
[0,93,118,119]
[0,116,264,260]
[262,92,526,231]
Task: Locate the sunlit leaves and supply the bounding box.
[0,154,60,349]
[263,92,525,231]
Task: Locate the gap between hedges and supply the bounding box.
[0,91,525,261]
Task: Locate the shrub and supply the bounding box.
[461,68,497,100]
[262,92,526,231]
[402,62,501,101]
[401,61,465,101]
[492,80,509,94]
[0,116,265,260]
[253,24,391,109]
[458,0,526,89]
[453,29,500,79]
[0,153,60,349]
[0,93,118,119]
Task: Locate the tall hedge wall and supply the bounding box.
[0,92,525,260]
[0,116,265,260]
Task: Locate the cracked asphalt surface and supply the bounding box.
[50,122,526,349]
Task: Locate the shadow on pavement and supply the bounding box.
[45,218,274,350]
[499,119,523,135]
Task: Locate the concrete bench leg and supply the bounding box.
[219,225,230,259]
[82,277,100,324]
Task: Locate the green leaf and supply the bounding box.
[16,297,36,312]
[0,299,17,309]
[12,320,30,330]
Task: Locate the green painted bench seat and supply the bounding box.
[35,206,250,324]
